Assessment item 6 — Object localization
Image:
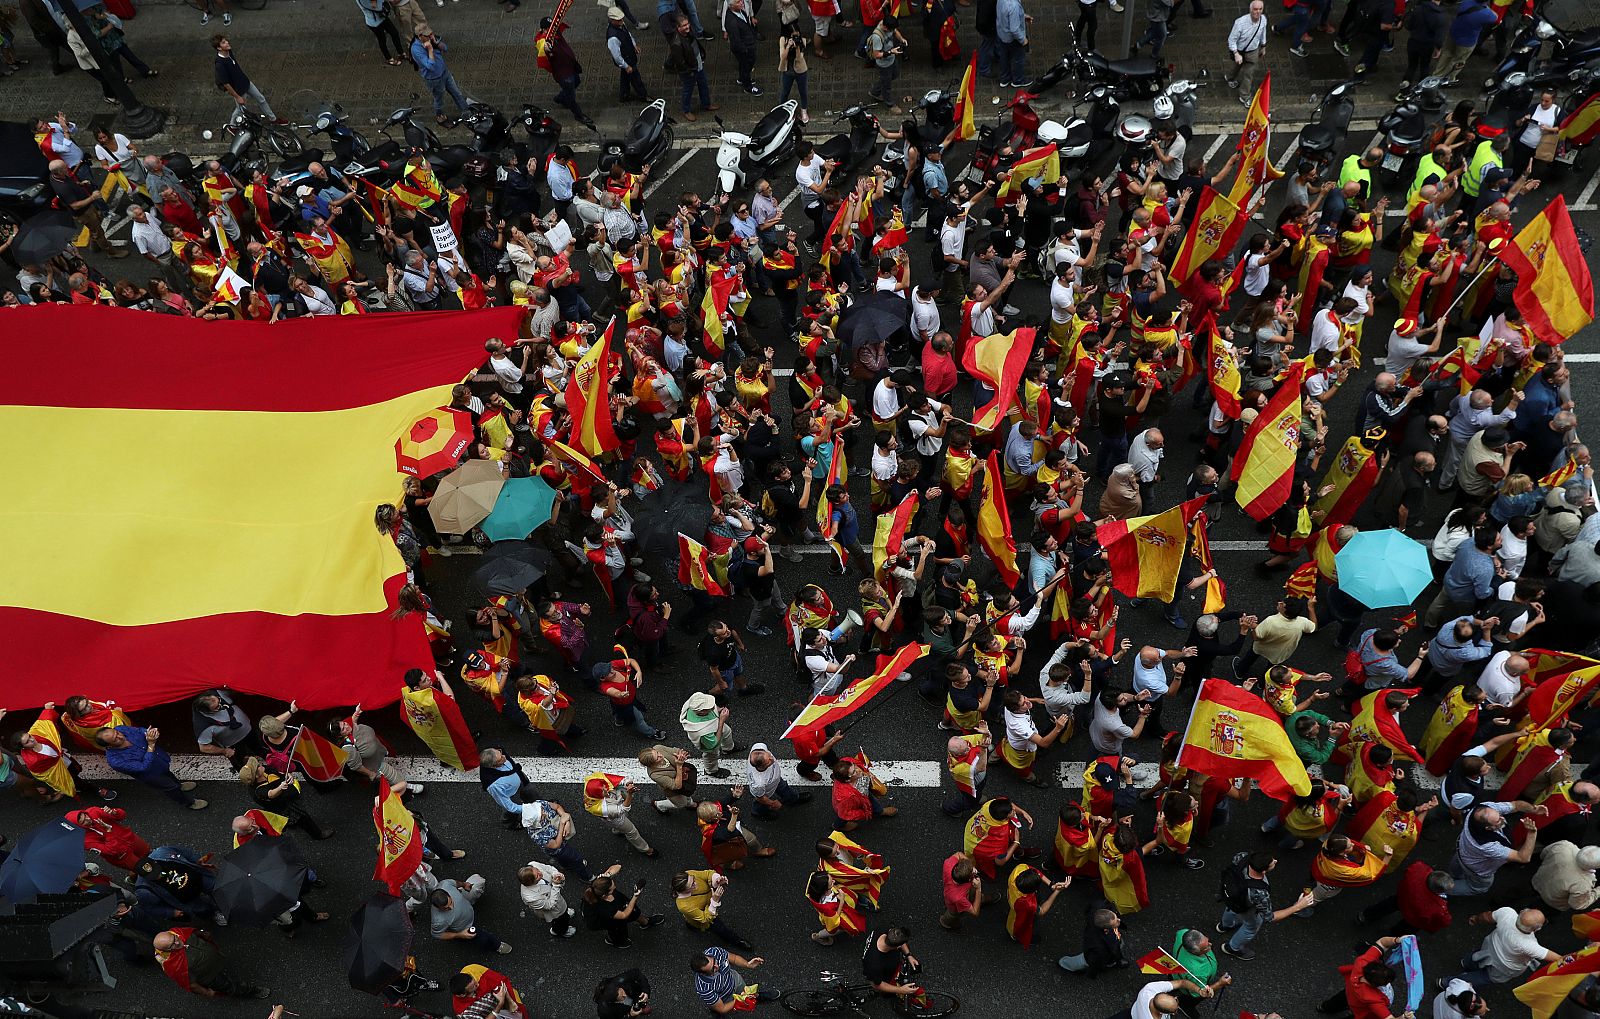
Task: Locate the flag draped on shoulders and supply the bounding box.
[1177,679,1312,800]
[1097,497,1208,600]
[399,684,478,770]
[372,776,424,894]
[996,145,1059,205]
[1339,688,1424,764]
[1231,361,1305,520]
[1312,431,1384,532]
[977,452,1020,587]
[1516,944,1600,1019]
[565,318,620,458]
[1171,188,1246,284]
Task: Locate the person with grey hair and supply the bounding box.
[1534,842,1600,912]
[396,248,443,309]
[1456,907,1566,988]
[1186,610,1254,683]
[1516,410,1578,478]
[1534,479,1592,573]
[1447,804,1539,896]
[141,155,194,211]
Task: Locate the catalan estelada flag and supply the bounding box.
[977,452,1020,587]
[678,533,728,597]
[963,327,1037,433]
[1227,73,1284,206]
[1502,195,1595,345]
[1516,944,1600,1019]
[400,684,478,770]
[951,54,978,142]
[1230,360,1305,520]
[1171,188,1246,284]
[0,305,523,713]
[872,492,920,573]
[1097,497,1208,600]
[782,643,928,737]
[565,318,620,459]
[372,776,424,894]
[289,726,350,782]
[1177,678,1312,801]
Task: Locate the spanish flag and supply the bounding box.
[372,776,424,894]
[400,684,478,771]
[1312,431,1383,532]
[1525,663,1600,730]
[1500,729,1569,803]
[1516,944,1600,1019]
[1421,685,1481,776]
[782,643,928,737]
[1502,195,1594,345]
[1177,678,1312,800]
[565,318,620,459]
[1348,792,1418,874]
[58,699,131,750]
[872,492,920,573]
[1227,73,1284,207]
[1170,188,1246,284]
[1137,948,1191,976]
[996,144,1059,205]
[289,726,350,783]
[362,180,390,227]
[232,809,287,848]
[977,452,1020,588]
[1,306,521,713]
[1561,92,1600,145]
[1575,911,1600,942]
[1230,360,1305,520]
[821,831,891,907]
[816,442,848,570]
[1207,332,1243,419]
[951,54,978,142]
[962,327,1037,433]
[677,532,729,597]
[1337,688,1424,765]
[1292,232,1330,334]
[1189,513,1226,613]
[700,270,738,357]
[1097,497,1208,600]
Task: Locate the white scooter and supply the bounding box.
[712,100,800,203]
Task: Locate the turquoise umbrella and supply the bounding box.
[1333,528,1433,609]
[479,476,558,542]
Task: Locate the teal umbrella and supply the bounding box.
[1333,528,1432,609]
[479,476,558,542]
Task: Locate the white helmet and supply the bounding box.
[1152,95,1174,120]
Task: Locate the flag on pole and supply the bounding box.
[962,326,1037,433]
[213,266,249,305]
[782,644,929,737]
[362,180,390,227]
[1575,911,1600,942]
[1501,195,1595,345]
[996,144,1060,205]
[872,492,920,572]
[565,318,620,458]
[1097,497,1209,600]
[1561,92,1600,145]
[1177,678,1313,801]
[1515,944,1600,1019]
[678,532,729,597]
[1227,73,1285,206]
[1230,361,1305,520]
[977,452,1020,587]
[815,198,854,274]
[1137,948,1193,977]
[951,54,978,141]
[372,775,424,894]
[1189,513,1227,613]
[1170,188,1247,284]
[289,726,350,782]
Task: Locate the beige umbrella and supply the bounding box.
[427,458,506,534]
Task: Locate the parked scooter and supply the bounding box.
[973,92,1040,178]
[1025,45,1171,99]
[810,106,882,173]
[1491,15,1600,84]
[1375,75,1451,183]
[297,101,371,165]
[599,100,675,175]
[519,104,564,170]
[380,99,480,183]
[881,88,958,178]
[713,101,800,203]
[1297,80,1358,169]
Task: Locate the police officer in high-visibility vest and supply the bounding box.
[1407,144,1452,203]
[1338,146,1381,200]
[1462,135,1509,203]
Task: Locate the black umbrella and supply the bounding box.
[837,290,910,350]
[474,553,546,597]
[13,209,79,266]
[631,484,712,560]
[344,892,413,994]
[0,819,86,905]
[213,834,308,926]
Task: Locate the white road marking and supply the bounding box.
[1573,164,1600,211]
[1211,540,1268,551]
[1564,353,1600,363]
[1202,134,1230,164]
[777,183,805,213]
[641,148,701,200]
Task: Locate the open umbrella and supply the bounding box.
[1334,528,1433,609]
[0,819,86,905]
[479,475,558,542]
[213,835,309,926]
[474,550,548,596]
[837,290,910,350]
[396,407,474,479]
[427,458,506,534]
[13,210,79,266]
[344,892,413,994]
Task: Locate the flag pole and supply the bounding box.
[1436,260,1499,322]
[1155,946,1206,986]
[1173,678,1209,771]
[780,689,832,740]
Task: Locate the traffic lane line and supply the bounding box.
[1572,159,1600,211]
[641,147,704,201]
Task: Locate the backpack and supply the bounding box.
[1218,857,1252,912]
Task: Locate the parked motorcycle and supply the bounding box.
[518,103,564,171]
[809,106,881,173]
[599,100,675,175]
[297,101,371,165]
[712,101,800,203]
[1026,45,1171,99]
[1491,15,1600,83]
[881,89,956,178]
[1376,75,1451,183]
[1297,80,1358,169]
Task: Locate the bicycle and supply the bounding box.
[780,971,959,1018]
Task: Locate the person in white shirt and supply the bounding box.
[289,276,336,316]
[910,283,941,345]
[129,204,169,263]
[1048,261,1079,348]
[1458,907,1564,987]
[517,859,577,937]
[1037,641,1094,723]
[800,626,854,697]
[1430,979,1485,1019]
[1475,651,1529,706]
[1000,688,1070,787]
[1497,516,1534,579]
[583,774,655,855]
[485,337,531,405]
[870,432,900,486]
[906,395,948,462]
[1515,91,1561,169]
[713,440,745,498]
[871,375,905,429]
[1309,297,1356,356]
[744,743,812,817]
[1128,979,1212,1019]
[1385,317,1445,377]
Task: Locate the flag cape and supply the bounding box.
[1312,433,1382,532]
[1501,195,1594,345]
[699,269,739,356]
[781,644,929,737]
[565,319,620,458]
[1421,685,1480,776]
[1171,188,1246,284]
[1525,662,1600,730]
[1230,361,1305,520]
[1348,792,1418,874]
[821,830,891,907]
[996,144,1060,204]
[1189,512,1226,613]
[1207,333,1243,419]
[1341,688,1424,764]
[0,306,523,712]
[1227,73,1284,206]
[816,199,854,274]
[1097,498,1208,600]
[1515,944,1600,1019]
[1293,234,1330,333]
[962,327,1037,432]
[372,776,424,894]
[678,532,729,597]
[951,54,978,141]
[1177,678,1313,800]
[872,492,920,572]
[977,452,1020,588]
[289,726,350,782]
[399,685,478,770]
[816,442,849,570]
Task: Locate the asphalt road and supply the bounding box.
[8,94,1600,1019]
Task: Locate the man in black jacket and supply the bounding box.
[1058,906,1129,976]
[1401,0,1448,91]
[724,0,763,95]
[667,14,718,120]
[976,0,998,78]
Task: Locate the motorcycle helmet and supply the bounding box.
[1152,95,1174,121]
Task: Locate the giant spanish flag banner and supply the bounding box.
[1170,188,1246,284]
[1501,195,1595,345]
[1311,431,1383,532]
[1230,360,1305,520]
[1097,497,1208,600]
[1516,944,1600,1019]
[0,305,524,712]
[977,452,1021,588]
[782,643,929,737]
[951,53,978,142]
[565,317,620,458]
[1227,73,1284,207]
[1177,678,1313,801]
[963,326,1037,433]
[373,776,425,894]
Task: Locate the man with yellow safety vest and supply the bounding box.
[1462,135,1509,204]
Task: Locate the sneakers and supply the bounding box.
[706,767,731,778]
[1219,943,1255,960]
[200,10,210,21]
[496,942,514,954]
[1333,38,1350,55]
[98,788,118,802]
[1238,94,1251,105]
[179,781,198,792]
[187,798,210,810]
[1109,1,1123,9]
[1216,921,1240,935]
[1289,44,1307,56]
[1182,857,1206,870]
[222,11,231,23]
[655,800,676,813]
[748,625,774,636]
[1225,75,1239,88]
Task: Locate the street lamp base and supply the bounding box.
[120,103,166,141]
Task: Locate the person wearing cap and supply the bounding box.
[745,743,814,818]
[605,8,649,101]
[865,14,905,112]
[1533,842,1600,912]
[680,692,735,778]
[595,654,668,741]
[1384,316,1445,379]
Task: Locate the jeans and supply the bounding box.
[752,778,807,818]
[129,766,197,807]
[997,39,1026,84]
[1059,953,1088,972]
[780,70,809,108]
[422,70,469,117]
[547,841,595,882]
[555,74,586,118]
[1275,3,1311,43]
[553,283,592,322]
[977,33,997,76]
[244,83,277,121]
[611,701,661,738]
[871,60,898,101]
[1457,952,1525,989]
[1137,17,1169,56]
[658,0,704,34]
[679,68,712,113]
[1095,430,1130,478]
[1218,907,1263,950]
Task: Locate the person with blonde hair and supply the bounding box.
[237,756,333,839]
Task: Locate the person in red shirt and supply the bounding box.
[1355,860,1454,935]
[938,851,982,931]
[921,331,958,399]
[1320,938,1412,1019]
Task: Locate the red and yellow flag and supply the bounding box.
[0,306,523,712]
[1283,560,1318,599]
[372,775,424,894]
[1540,458,1579,489]
[289,726,350,783]
[996,144,1059,205]
[962,326,1037,433]
[1422,684,1481,777]
[1227,73,1284,206]
[1525,662,1600,731]
[1177,678,1313,800]
[1574,911,1600,942]
[1189,513,1226,613]
[565,318,619,459]
[951,54,978,142]
[699,270,739,357]
[782,643,929,737]
[1230,360,1305,520]
[816,440,849,569]
[1207,332,1243,419]
[1341,688,1424,764]
[1561,92,1600,145]
[1502,195,1595,345]
[977,452,1020,587]
[1097,497,1208,600]
[400,685,479,771]
[872,491,920,572]
[1516,944,1600,1019]
[1171,188,1246,284]
[677,532,729,597]
[1312,432,1383,533]
[1137,948,1191,976]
